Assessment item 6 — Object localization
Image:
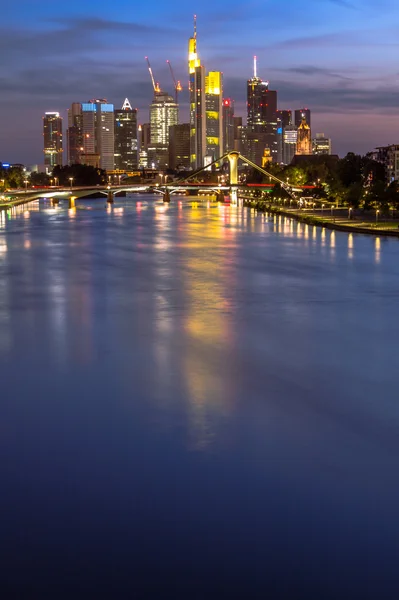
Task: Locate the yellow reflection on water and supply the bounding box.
[348,233,354,260]
[330,231,336,259]
[321,228,326,247]
[375,237,381,264]
[181,206,236,449]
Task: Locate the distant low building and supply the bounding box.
[372,145,399,183]
[312,133,331,155]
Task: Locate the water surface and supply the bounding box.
[1,196,399,599]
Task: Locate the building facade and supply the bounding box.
[296,117,312,155]
[149,92,178,169]
[205,71,223,163]
[283,125,298,164]
[312,133,332,155]
[169,123,190,170]
[73,99,115,171]
[67,103,83,165]
[114,98,138,171]
[43,112,63,169]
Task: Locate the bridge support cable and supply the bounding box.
[172,153,230,186]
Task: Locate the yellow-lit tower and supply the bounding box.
[205,71,223,164]
[188,15,205,169]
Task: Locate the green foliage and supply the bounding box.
[0,164,25,189]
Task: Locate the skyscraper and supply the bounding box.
[247,56,278,164]
[43,112,63,169]
[80,99,115,170]
[223,98,235,154]
[283,125,298,164]
[189,16,205,169]
[114,98,138,171]
[67,103,83,165]
[169,123,190,170]
[277,110,296,164]
[205,71,223,163]
[148,92,178,168]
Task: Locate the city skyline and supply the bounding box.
[2,0,399,164]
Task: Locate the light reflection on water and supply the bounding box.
[1,195,399,598]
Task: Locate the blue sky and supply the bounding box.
[1,0,399,163]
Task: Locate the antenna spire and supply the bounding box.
[194,14,197,39]
[254,55,257,78]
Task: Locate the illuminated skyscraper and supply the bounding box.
[188,16,205,169]
[80,99,115,170]
[277,110,296,164]
[43,112,63,169]
[114,98,138,171]
[283,125,298,164]
[247,56,278,164]
[188,17,224,168]
[223,98,234,153]
[148,92,178,168]
[205,71,223,163]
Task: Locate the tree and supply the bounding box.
[30,172,50,186]
[52,164,106,186]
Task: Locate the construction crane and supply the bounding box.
[166,60,182,104]
[145,56,161,94]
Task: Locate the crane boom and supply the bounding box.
[166,59,182,104]
[145,56,160,93]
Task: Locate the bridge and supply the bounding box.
[2,152,312,209]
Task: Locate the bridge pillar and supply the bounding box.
[228,151,240,186]
[69,196,76,209]
[107,191,114,203]
[163,189,170,203]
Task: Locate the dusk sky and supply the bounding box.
[1,0,399,164]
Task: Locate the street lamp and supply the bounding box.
[54,177,58,187]
[348,207,353,220]
[376,209,380,224]
[331,205,335,220]
[322,203,325,215]
[69,177,74,190]
[24,179,28,193]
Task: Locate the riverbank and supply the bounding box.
[242,198,399,238]
[0,197,37,212]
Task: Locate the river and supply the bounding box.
[1,195,399,598]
